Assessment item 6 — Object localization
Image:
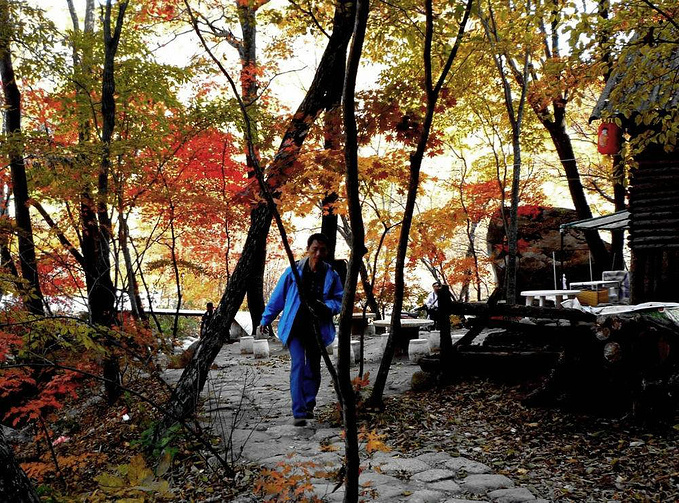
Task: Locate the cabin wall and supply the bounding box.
[629,153,679,303]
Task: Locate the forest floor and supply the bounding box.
[369,378,679,501]
[7,334,679,501]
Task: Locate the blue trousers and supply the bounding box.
[288,334,321,419]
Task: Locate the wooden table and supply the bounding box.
[372,318,435,353]
[569,280,621,305]
[520,290,581,309]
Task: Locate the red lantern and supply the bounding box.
[597,121,622,155]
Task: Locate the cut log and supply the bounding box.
[526,309,679,423]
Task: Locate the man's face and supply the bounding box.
[307,240,328,270]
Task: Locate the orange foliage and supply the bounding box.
[254,459,325,502]
[3,369,81,427]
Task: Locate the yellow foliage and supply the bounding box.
[360,428,391,455]
[93,453,173,501]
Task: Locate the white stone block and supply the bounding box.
[350,340,361,363]
[253,339,269,359]
[240,336,254,354]
[333,342,356,366]
[408,338,430,364]
[380,334,390,351]
[425,331,440,352]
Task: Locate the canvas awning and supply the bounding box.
[560,210,630,233]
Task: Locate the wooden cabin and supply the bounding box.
[591,35,679,303]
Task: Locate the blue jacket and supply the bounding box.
[260,258,344,347]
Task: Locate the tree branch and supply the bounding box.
[30,201,86,267]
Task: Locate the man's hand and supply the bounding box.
[311,299,332,319]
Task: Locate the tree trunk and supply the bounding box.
[539,109,610,275]
[321,106,342,262]
[0,2,44,316]
[599,0,624,272]
[0,428,40,503]
[245,226,266,333]
[340,0,370,493]
[359,260,381,318]
[369,0,473,408]
[339,215,381,317]
[438,285,453,379]
[66,0,121,400]
[321,192,339,261]
[0,186,20,289]
[86,0,129,404]
[157,0,356,434]
[167,205,182,340]
[120,217,146,321]
[80,192,118,400]
[480,5,529,306]
[505,126,522,305]
[236,0,268,334]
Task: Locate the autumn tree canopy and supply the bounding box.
[0,0,676,498]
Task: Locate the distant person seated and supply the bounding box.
[416,281,442,329]
[200,302,214,338]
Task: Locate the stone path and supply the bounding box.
[166,333,548,502]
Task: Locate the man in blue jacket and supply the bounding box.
[259,233,344,426]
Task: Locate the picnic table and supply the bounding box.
[351,312,376,335]
[372,318,434,353]
[520,289,581,309]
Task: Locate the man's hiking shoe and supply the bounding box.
[293,418,307,427]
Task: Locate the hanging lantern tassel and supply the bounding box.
[597,121,622,155]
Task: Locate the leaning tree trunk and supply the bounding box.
[156,0,357,437]
[0,428,40,503]
[0,2,44,316]
[160,203,273,429]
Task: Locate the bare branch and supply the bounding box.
[286,0,330,38]
[30,200,85,267]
